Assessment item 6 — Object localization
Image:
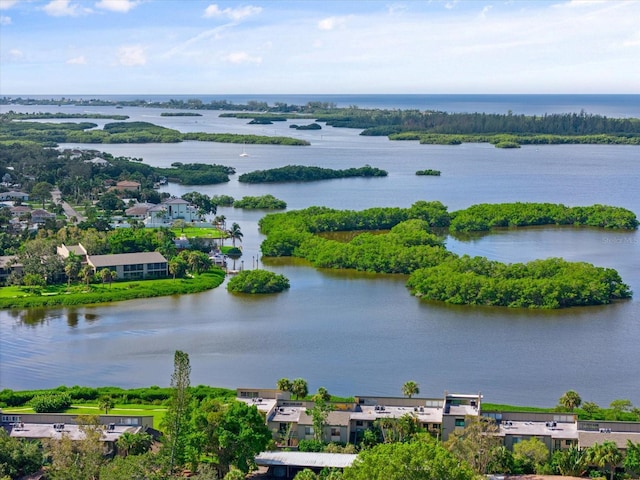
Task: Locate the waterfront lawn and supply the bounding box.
[0,269,226,309]
[171,226,223,238]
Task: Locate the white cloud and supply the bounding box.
[8,48,23,60]
[43,0,82,17]
[318,16,349,31]
[0,14,10,24]
[223,51,261,64]
[203,4,262,21]
[480,5,492,19]
[66,55,87,64]
[622,31,640,48]
[95,0,139,13]
[0,0,19,10]
[116,45,146,66]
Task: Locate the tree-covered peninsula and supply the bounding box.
[238,165,387,183]
[0,115,309,146]
[259,201,636,309]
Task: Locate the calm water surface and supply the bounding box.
[1,98,639,407]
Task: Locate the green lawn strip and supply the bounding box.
[0,269,226,309]
[171,227,223,239]
[481,403,554,413]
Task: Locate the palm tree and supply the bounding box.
[585,441,623,480]
[276,378,292,393]
[99,268,116,288]
[169,257,187,280]
[558,390,582,411]
[291,378,308,400]
[80,264,94,287]
[64,254,81,287]
[228,222,243,247]
[402,380,420,399]
[98,396,114,414]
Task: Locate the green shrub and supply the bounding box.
[30,393,72,413]
[227,270,290,294]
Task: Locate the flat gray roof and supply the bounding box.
[88,251,167,268]
[255,451,357,469]
[5,422,141,442]
[499,420,578,439]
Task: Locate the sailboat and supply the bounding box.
[239,144,249,157]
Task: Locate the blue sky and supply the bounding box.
[1,0,638,95]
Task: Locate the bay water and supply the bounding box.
[1,96,639,407]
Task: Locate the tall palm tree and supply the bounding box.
[228,222,243,247]
[80,265,94,287]
[558,390,582,411]
[402,380,420,399]
[585,441,623,480]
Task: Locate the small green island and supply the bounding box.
[416,169,441,176]
[227,269,290,294]
[238,165,387,183]
[233,194,287,209]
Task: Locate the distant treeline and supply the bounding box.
[323,109,640,136]
[391,132,640,147]
[258,201,636,308]
[160,112,202,117]
[238,164,387,183]
[1,111,129,120]
[1,96,337,113]
[0,117,310,146]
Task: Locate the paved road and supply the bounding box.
[51,189,86,222]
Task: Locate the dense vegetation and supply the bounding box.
[238,165,387,183]
[450,202,639,232]
[416,169,441,176]
[0,385,235,408]
[0,143,234,194]
[227,269,290,294]
[390,131,640,147]
[290,122,322,130]
[0,115,309,146]
[258,202,636,308]
[160,112,202,117]
[1,111,129,120]
[233,194,287,209]
[158,162,234,185]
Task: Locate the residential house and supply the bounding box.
[0,191,29,202]
[57,244,168,280]
[30,208,56,224]
[236,389,482,447]
[142,198,202,227]
[114,180,141,192]
[1,410,153,456]
[87,251,168,279]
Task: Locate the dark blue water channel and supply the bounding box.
[1,98,639,407]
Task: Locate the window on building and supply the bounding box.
[331,428,340,437]
[304,426,314,436]
[454,418,465,427]
[355,421,363,427]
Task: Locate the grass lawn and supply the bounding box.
[0,269,226,309]
[3,404,167,429]
[172,226,224,239]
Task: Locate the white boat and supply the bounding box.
[239,145,249,157]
